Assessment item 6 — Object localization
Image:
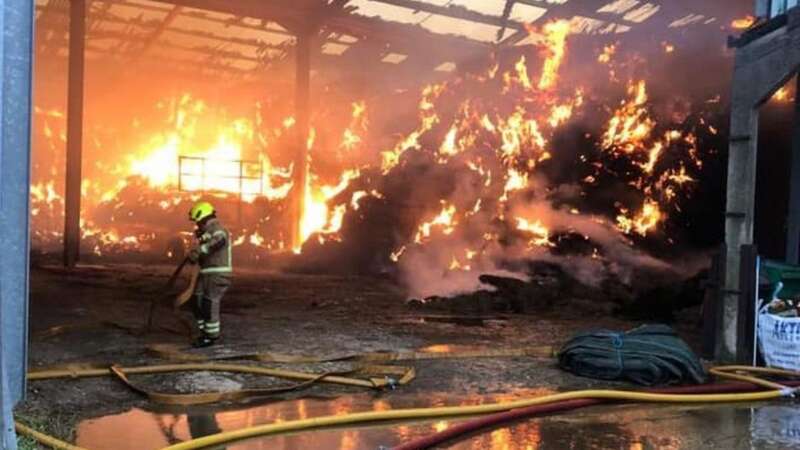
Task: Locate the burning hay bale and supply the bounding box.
[31,18,728,306]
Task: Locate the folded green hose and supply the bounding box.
[558,324,706,385]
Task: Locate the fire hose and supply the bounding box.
[15,366,800,450]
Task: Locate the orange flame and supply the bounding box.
[516,217,552,247]
[537,20,571,91]
[617,198,663,236]
[732,15,755,30]
[415,202,457,244]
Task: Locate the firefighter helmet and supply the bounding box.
[189,201,215,222]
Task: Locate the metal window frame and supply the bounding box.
[177,156,263,197]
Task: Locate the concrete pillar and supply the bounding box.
[292,32,311,251]
[720,81,759,362]
[64,0,86,268]
[787,75,800,263]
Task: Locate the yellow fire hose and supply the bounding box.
[26,362,416,406]
[15,365,800,450]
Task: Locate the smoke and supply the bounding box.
[396,171,675,299]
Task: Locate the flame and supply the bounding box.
[299,168,361,247]
[415,202,457,244]
[598,44,616,64]
[340,101,368,151]
[732,15,755,30]
[381,83,444,173]
[771,86,794,103]
[29,11,709,278]
[516,217,552,247]
[537,20,571,91]
[617,198,663,236]
[514,56,533,90]
[502,168,529,201]
[122,94,291,202]
[498,110,546,162]
[602,80,653,153]
[438,125,459,159]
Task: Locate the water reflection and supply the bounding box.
[77,394,800,450]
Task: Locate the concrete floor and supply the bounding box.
[76,397,800,449]
[18,263,772,450]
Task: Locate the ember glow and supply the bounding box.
[731,15,756,30]
[771,85,796,103]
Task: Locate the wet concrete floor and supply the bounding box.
[77,390,800,450]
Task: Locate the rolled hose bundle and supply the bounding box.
[557,324,706,386]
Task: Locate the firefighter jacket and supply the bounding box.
[196,218,232,275]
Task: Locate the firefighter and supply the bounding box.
[187,201,232,348]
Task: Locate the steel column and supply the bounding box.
[0,0,35,446]
[292,32,311,251]
[64,0,86,268]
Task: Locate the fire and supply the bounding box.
[598,44,616,64]
[448,255,470,271]
[771,86,794,103]
[438,125,459,159]
[340,101,368,151]
[617,198,663,236]
[123,94,291,202]
[537,20,571,91]
[602,80,653,154]
[514,56,533,90]
[547,90,581,128]
[414,202,457,244]
[502,168,529,200]
[28,8,712,289]
[732,15,756,30]
[299,168,361,247]
[381,83,444,173]
[516,218,552,247]
[30,181,61,217]
[498,110,546,161]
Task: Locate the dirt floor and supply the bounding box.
[16,262,706,448]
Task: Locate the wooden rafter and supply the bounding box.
[129,5,183,62]
[85,29,263,62]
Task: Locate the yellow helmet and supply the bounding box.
[189,201,215,222]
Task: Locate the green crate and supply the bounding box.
[760,259,800,299]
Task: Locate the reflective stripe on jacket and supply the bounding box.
[197,218,232,274]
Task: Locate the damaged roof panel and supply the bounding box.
[34,0,728,81]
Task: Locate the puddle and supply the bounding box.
[77,393,800,449]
